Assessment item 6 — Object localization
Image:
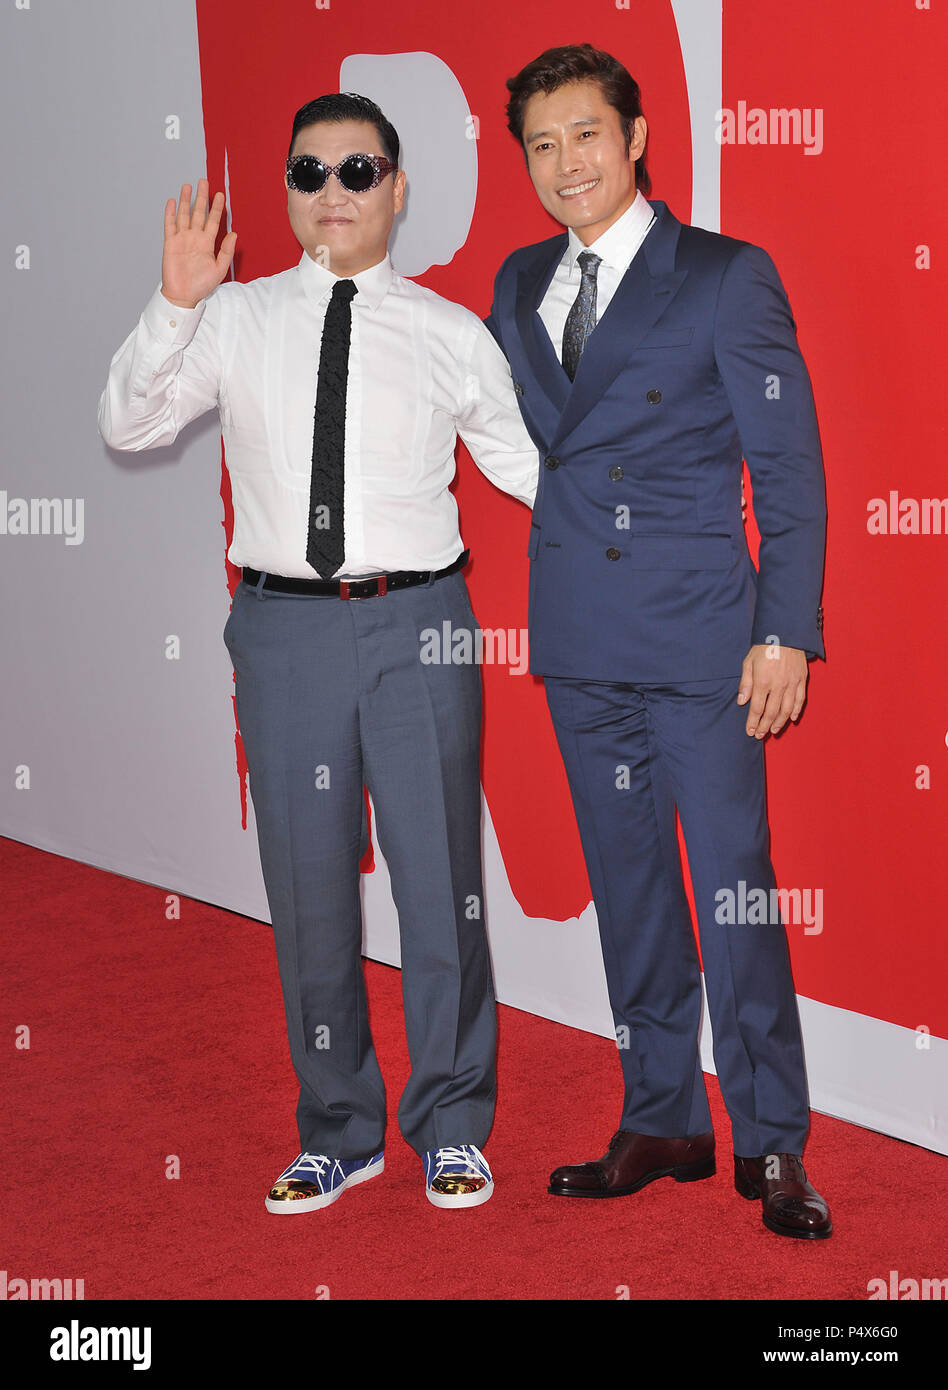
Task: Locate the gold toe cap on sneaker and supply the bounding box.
[429,1174,487,1197]
[268,1180,320,1202]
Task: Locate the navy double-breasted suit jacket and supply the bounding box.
[485,199,827,682]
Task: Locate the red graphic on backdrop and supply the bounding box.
[198,0,693,917]
[197,0,948,1037]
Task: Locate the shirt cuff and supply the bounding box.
[142,284,207,348]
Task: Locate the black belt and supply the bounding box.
[242,549,469,599]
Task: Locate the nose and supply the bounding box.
[318,172,349,205]
[555,143,583,181]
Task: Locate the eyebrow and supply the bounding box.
[292,149,384,159]
[524,116,602,144]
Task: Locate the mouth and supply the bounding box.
[557,177,600,199]
[319,216,353,225]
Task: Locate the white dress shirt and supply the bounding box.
[98,249,539,579]
[537,189,657,361]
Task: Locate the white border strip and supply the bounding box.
[671,0,723,232]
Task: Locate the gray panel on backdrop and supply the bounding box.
[0,0,270,917]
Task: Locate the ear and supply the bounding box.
[629,116,647,161]
[393,168,406,214]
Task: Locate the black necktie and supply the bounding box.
[306,278,357,577]
[561,250,602,381]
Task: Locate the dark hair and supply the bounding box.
[288,92,400,171]
[505,44,650,195]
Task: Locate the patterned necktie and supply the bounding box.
[561,250,602,381]
[306,278,357,577]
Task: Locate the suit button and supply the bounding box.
[513,381,524,395]
[608,466,624,481]
[545,455,560,469]
[647,388,662,404]
[605,547,621,561]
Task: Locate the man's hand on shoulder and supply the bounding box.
[737,643,808,738]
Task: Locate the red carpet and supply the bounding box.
[2,835,945,1302]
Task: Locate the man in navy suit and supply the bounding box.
[486,44,831,1239]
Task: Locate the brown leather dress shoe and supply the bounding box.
[734,1153,832,1239]
[549,1129,715,1198]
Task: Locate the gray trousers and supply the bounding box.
[222,567,496,1159]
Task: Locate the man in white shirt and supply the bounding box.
[99,92,538,1214]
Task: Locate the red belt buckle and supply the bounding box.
[339,575,388,600]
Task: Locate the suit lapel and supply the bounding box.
[514,235,570,418]
[550,200,688,450]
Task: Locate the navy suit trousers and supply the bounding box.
[543,672,811,1156]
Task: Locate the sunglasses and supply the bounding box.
[285,152,396,195]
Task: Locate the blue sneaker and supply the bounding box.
[265,1149,384,1213]
[423,1144,494,1208]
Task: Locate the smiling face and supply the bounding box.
[521,79,646,245]
[285,118,405,276]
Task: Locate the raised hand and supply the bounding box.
[161,178,237,309]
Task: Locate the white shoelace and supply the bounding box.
[281,1153,331,1180]
[431,1145,488,1177]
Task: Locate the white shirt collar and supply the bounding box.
[565,189,655,275]
[297,248,393,312]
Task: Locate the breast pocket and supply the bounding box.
[637,326,696,349]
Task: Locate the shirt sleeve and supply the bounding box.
[97,284,223,450]
[455,316,538,509]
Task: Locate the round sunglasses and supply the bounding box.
[285,152,396,195]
